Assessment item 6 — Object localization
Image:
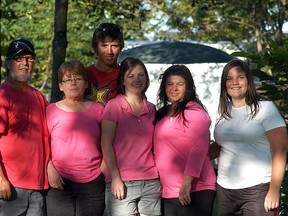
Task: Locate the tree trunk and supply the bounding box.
[51,0,68,102]
[274,0,286,46]
[255,27,262,54]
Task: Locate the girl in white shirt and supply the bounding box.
[210,59,287,216]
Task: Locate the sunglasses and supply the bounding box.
[96,23,121,33]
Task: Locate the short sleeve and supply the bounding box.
[260,101,286,132]
[102,99,120,123]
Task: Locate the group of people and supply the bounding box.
[0,22,287,216]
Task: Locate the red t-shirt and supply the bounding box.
[0,82,50,190]
[85,64,119,105]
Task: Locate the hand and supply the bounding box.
[111,177,125,200]
[264,189,280,212]
[179,180,192,206]
[47,162,64,190]
[0,176,12,201]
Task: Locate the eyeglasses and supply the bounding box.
[62,77,85,85]
[96,23,122,33]
[13,55,35,62]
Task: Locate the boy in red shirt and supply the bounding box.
[85,23,124,105]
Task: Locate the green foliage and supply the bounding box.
[1,0,55,95]
[232,39,288,215]
[1,0,287,98]
[65,0,152,65]
[1,0,153,95]
[150,0,287,53]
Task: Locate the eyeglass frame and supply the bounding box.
[14,55,35,62]
[7,55,36,63]
[62,77,86,85]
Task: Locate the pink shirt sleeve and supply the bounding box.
[102,99,120,122]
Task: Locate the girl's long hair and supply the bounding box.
[156,65,206,125]
[218,59,265,120]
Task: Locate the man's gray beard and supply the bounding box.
[11,73,32,82]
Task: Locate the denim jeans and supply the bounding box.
[0,187,46,216]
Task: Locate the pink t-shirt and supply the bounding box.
[0,82,50,190]
[102,94,158,182]
[46,102,104,183]
[154,101,216,198]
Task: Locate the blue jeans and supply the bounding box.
[46,173,105,216]
[0,187,46,216]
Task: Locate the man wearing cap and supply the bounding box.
[0,39,50,215]
[85,23,124,105]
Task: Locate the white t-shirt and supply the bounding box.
[214,100,286,189]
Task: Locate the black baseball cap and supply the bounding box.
[6,39,36,59]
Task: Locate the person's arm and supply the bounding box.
[47,160,64,190]
[179,175,194,206]
[179,107,212,205]
[209,141,221,160]
[101,120,125,200]
[264,126,287,212]
[0,162,11,200]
